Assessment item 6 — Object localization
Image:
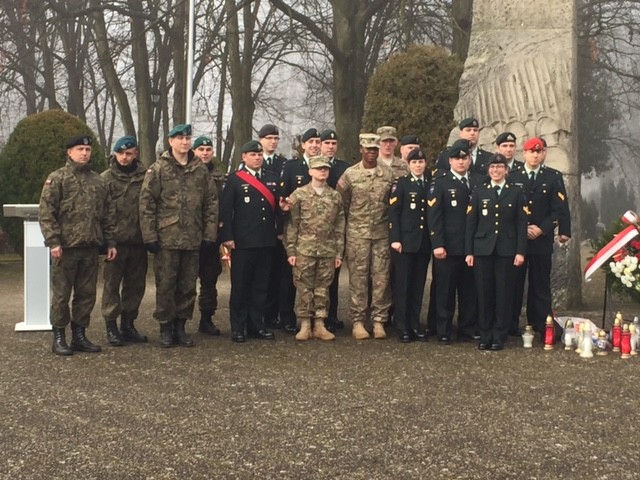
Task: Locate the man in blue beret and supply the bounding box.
[100,135,149,346]
[139,124,219,348]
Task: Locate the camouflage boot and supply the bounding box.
[352,321,370,340]
[373,321,387,340]
[295,319,312,341]
[313,319,335,341]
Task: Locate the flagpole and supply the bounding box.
[185,0,195,124]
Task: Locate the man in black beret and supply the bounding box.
[258,124,288,174]
[220,140,281,342]
[495,132,524,172]
[435,117,492,175]
[39,135,117,355]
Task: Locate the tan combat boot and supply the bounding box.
[295,319,312,341]
[352,321,370,340]
[313,319,335,341]
[373,321,387,339]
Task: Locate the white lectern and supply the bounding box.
[2,204,51,331]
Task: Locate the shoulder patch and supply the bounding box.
[44,179,52,186]
[391,183,397,194]
[429,183,435,195]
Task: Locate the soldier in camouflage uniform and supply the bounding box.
[192,136,225,336]
[376,126,409,180]
[139,124,219,348]
[337,134,395,340]
[283,155,345,341]
[39,135,117,356]
[100,135,148,346]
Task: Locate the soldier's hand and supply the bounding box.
[527,225,543,240]
[433,247,446,260]
[279,197,291,212]
[513,254,525,267]
[335,258,342,268]
[223,240,235,250]
[558,235,570,244]
[145,242,160,254]
[465,255,474,267]
[50,246,62,259]
[106,247,117,261]
[391,242,402,253]
[288,256,296,266]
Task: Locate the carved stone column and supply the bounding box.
[452,1,581,308]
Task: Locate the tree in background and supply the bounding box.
[599,179,637,227]
[362,45,463,163]
[0,110,105,253]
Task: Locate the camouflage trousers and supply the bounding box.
[153,248,199,324]
[198,240,223,316]
[50,247,99,328]
[292,255,335,320]
[346,237,391,324]
[101,244,148,322]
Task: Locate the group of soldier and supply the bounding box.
[38,116,570,355]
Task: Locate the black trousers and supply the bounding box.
[229,247,274,334]
[513,254,552,333]
[198,240,223,316]
[391,249,430,332]
[328,265,341,321]
[474,253,515,344]
[433,255,478,337]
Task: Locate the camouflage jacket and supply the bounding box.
[139,150,218,250]
[101,158,146,245]
[336,162,394,240]
[284,183,345,259]
[39,159,115,249]
[380,155,410,180]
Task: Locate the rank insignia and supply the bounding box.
[244,197,250,203]
[451,200,457,207]
[466,205,473,214]
[482,209,488,216]
[524,206,531,215]
[427,198,436,207]
[558,192,565,201]
[389,197,397,205]
[410,203,416,210]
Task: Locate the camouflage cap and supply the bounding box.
[193,136,213,149]
[359,133,380,148]
[309,155,332,169]
[168,124,192,137]
[376,126,398,140]
[495,132,517,145]
[66,135,93,149]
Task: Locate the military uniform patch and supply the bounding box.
[389,197,397,205]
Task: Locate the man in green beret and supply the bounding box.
[100,136,149,346]
[139,124,219,347]
[39,135,117,355]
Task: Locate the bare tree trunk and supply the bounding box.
[451,0,473,61]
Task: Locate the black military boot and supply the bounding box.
[159,321,176,348]
[70,324,102,353]
[174,318,195,347]
[52,327,73,356]
[105,319,124,346]
[120,316,148,343]
[198,313,221,336]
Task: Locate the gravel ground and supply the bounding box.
[1,256,639,480]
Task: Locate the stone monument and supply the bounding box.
[451,1,581,308]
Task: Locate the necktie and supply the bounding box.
[255,171,261,180]
[266,157,272,167]
[417,178,424,189]
[529,171,535,183]
[494,185,500,197]
[461,176,468,189]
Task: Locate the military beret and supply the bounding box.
[449,139,471,158]
[488,153,508,165]
[168,123,192,137]
[309,155,332,169]
[258,124,279,138]
[301,128,320,142]
[241,140,263,153]
[495,132,517,145]
[113,135,137,152]
[400,135,420,146]
[458,117,479,129]
[407,148,425,161]
[359,133,380,148]
[193,136,213,149]
[376,126,398,140]
[523,137,545,151]
[320,129,338,141]
[66,135,93,149]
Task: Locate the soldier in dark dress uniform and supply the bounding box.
[435,118,493,175]
[507,137,567,337]
[220,140,280,343]
[465,154,527,351]
[388,148,431,342]
[427,142,484,343]
[320,128,350,332]
[495,132,524,173]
